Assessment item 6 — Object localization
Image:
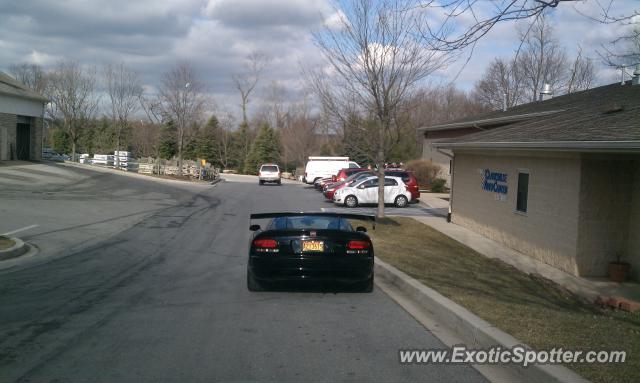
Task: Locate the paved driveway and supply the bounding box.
[0,166,484,382]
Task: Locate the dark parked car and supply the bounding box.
[247,212,375,292]
[314,177,334,190]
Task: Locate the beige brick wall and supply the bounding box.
[576,157,635,276]
[451,151,582,275]
[31,116,43,160]
[626,160,640,281]
[0,112,17,160]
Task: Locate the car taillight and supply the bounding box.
[253,238,279,252]
[346,240,371,254]
[332,176,336,182]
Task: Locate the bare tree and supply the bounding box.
[104,63,142,168]
[232,52,269,126]
[46,61,99,161]
[263,80,287,130]
[213,109,237,169]
[131,120,161,158]
[516,16,567,102]
[416,0,639,52]
[599,23,640,79]
[8,63,48,93]
[565,46,595,93]
[279,92,319,171]
[475,16,594,109]
[474,58,525,110]
[157,62,206,175]
[312,0,448,218]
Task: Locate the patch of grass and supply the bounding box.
[365,217,640,383]
[0,236,15,250]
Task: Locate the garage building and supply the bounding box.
[0,71,48,161]
[429,80,640,280]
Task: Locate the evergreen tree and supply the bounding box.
[51,128,72,154]
[158,121,177,159]
[243,123,281,174]
[194,116,220,166]
[342,115,374,165]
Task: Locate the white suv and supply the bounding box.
[258,164,281,185]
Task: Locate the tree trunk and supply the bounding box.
[71,141,76,163]
[115,124,121,169]
[177,128,183,176]
[376,119,385,219]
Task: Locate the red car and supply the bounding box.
[332,168,369,183]
[324,171,373,200]
[385,169,420,201]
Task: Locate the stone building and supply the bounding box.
[0,71,48,161]
[426,80,640,280]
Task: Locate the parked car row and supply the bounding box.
[302,157,419,208]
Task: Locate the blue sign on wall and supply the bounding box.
[481,169,508,194]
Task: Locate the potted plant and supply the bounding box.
[608,253,631,283]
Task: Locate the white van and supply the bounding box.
[304,157,360,184]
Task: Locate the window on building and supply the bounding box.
[516,172,529,213]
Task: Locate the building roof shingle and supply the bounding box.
[428,81,640,150]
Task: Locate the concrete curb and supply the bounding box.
[0,237,28,261]
[375,258,590,383]
[59,161,216,186]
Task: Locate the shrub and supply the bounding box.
[405,159,442,187]
[431,178,447,193]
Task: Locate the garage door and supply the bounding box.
[16,121,31,160]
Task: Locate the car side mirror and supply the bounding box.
[356,226,367,232]
[357,184,365,189]
[249,224,261,231]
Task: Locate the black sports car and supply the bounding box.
[247,212,375,292]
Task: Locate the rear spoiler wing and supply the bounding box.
[250,212,376,229]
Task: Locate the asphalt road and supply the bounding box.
[0,166,485,382]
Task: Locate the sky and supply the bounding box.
[0,0,637,120]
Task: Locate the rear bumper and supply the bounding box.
[259,177,281,182]
[249,255,373,283]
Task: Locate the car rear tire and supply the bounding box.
[345,195,358,208]
[277,180,282,185]
[259,180,264,185]
[394,195,408,208]
[247,271,265,292]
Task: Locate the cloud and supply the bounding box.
[25,50,60,66]
[0,0,636,119]
[203,0,330,29]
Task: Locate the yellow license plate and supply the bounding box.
[302,240,324,252]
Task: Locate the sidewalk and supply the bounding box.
[413,197,640,304]
[418,192,450,209]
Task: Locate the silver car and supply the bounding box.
[258,164,281,185]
